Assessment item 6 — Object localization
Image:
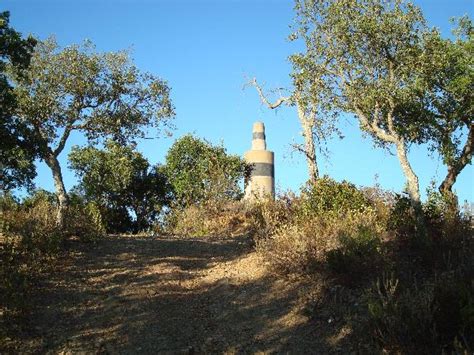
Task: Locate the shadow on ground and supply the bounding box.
[6,235,360,353]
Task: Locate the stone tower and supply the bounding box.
[244,121,275,200]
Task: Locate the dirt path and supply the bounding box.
[9,235,353,354]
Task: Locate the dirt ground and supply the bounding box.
[3,234,360,354]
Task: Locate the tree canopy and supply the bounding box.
[69,141,172,232]
[7,37,174,225]
[291,0,435,202]
[412,17,473,198]
[164,134,249,207]
[0,11,37,190]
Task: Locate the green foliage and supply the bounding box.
[6,36,174,225]
[69,141,172,233]
[255,185,385,275]
[10,37,175,148]
[291,0,436,201]
[414,16,473,196]
[291,0,427,139]
[388,188,471,252]
[164,134,249,207]
[65,197,106,242]
[0,11,38,190]
[387,195,425,242]
[291,1,472,200]
[299,176,372,217]
[327,227,382,274]
[367,270,473,353]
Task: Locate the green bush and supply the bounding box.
[423,188,471,244]
[65,199,106,242]
[0,241,35,314]
[164,134,249,207]
[387,191,472,272]
[367,271,473,353]
[0,192,57,318]
[69,142,173,233]
[298,176,372,218]
[4,190,62,254]
[327,226,382,274]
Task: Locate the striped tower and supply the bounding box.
[244,121,275,200]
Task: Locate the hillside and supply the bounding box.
[2,234,356,354]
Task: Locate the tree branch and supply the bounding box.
[290,142,314,161]
[354,104,397,144]
[53,124,73,157]
[249,77,290,109]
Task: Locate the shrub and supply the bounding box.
[258,208,384,275]
[423,188,471,243]
[366,270,473,353]
[245,191,298,241]
[0,192,58,318]
[327,226,382,274]
[255,180,386,275]
[3,190,61,254]
[165,199,251,237]
[65,200,106,242]
[0,240,35,314]
[298,176,372,218]
[387,190,472,272]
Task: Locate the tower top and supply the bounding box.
[251,121,266,150]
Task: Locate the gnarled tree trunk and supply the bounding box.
[297,103,319,183]
[439,123,473,200]
[45,152,69,228]
[395,140,420,203]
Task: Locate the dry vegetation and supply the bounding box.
[1,178,473,353]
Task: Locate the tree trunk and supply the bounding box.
[45,153,69,228]
[395,140,420,203]
[439,123,473,199]
[298,104,319,183]
[439,166,460,203]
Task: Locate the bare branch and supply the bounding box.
[290,142,313,161]
[249,77,290,109]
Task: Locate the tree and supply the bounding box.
[8,38,174,226]
[291,0,429,202]
[69,141,172,233]
[248,71,339,184]
[414,17,473,199]
[0,11,37,190]
[164,134,248,207]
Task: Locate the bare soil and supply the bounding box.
[3,235,360,354]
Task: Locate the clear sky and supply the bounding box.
[3,0,473,203]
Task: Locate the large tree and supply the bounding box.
[291,0,429,202]
[414,17,473,199]
[0,11,37,190]
[69,141,172,232]
[8,38,174,226]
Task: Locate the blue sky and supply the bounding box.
[3,0,473,203]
